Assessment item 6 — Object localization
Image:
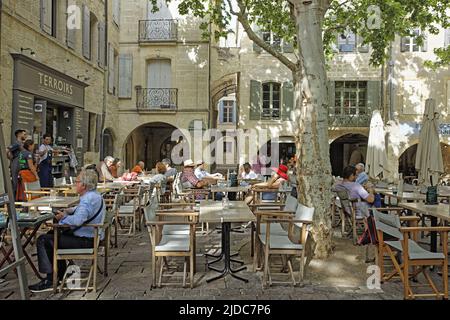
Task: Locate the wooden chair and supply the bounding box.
[257,203,315,288]
[250,194,299,271]
[52,207,108,293]
[23,181,51,201]
[333,189,365,244]
[373,208,449,299]
[53,177,70,187]
[116,185,144,236]
[144,198,198,288]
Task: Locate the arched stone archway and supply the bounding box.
[399,142,450,178]
[123,122,189,170]
[329,133,368,177]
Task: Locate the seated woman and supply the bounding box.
[148,162,167,193]
[16,140,39,201]
[245,164,288,204]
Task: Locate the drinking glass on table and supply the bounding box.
[50,189,57,200]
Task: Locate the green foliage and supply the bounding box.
[155,0,450,68]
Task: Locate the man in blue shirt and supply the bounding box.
[29,169,105,292]
[355,163,369,185]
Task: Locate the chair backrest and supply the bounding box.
[173,172,183,195]
[333,189,353,215]
[284,194,298,212]
[403,183,415,192]
[372,209,403,240]
[294,203,315,227]
[24,180,41,191]
[144,197,159,223]
[54,177,67,187]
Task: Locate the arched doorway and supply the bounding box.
[101,128,114,160]
[256,137,296,176]
[399,143,450,178]
[124,122,188,170]
[329,133,368,177]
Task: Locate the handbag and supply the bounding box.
[61,201,104,236]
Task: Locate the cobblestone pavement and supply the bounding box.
[0,224,446,300]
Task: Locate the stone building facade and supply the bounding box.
[0,0,120,170]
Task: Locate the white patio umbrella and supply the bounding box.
[415,98,444,186]
[366,109,388,179]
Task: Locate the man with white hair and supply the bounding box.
[355,163,369,185]
[29,169,106,292]
[100,156,115,181]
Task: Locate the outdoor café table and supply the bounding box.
[381,191,448,206]
[21,196,80,209]
[398,202,450,253]
[199,200,255,283]
[0,213,54,280]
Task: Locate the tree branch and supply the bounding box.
[234,0,298,72]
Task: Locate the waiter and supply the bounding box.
[38,133,54,188]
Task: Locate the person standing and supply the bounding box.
[7,129,27,197]
[16,140,39,201]
[37,133,54,188]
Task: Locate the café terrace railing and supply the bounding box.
[136,87,178,111]
[138,19,178,42]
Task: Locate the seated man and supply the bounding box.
[181,159,208,189]
[99,156,115,182]
[355,163,369,185]
[29,169,106,292]
[334,165,375,218]
[239,162,258,187]
[131,161,145,175]
[194,160,222,181]
[162,158,177,182]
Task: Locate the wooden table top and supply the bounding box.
[398,202,450,222]
[21,196,80,208]
[210,186,250,193]
[380,190,449,201]
[199,200,255,223]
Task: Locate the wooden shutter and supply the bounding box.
[281,81,294,120]
[400,36,409,52]
[82,5,90,59]
[250,80,262,120]
[328,80,335,110]
[232,101,237,124]
[357,35,369,53]
[66,0,76,48]
[40,0,52,34]
[108,44,115,94]
[367,81,381,112]
[118,54,133,98]
[82,111,90,153]
[421,33,427,52]
[98,22,106,67]
[218,100,224,124]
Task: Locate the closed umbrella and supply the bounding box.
[415,98,444,186]
[366,109,388,179]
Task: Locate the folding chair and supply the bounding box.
[144,198,198,288]
[23,181,51,201]
[373,208,449,299]
[52,209,108,293]
[333,189,365,244]
[257,203,315,288]
[116,185,143,236]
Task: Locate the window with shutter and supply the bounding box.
[262,82,281,119]
[82,5,91,59]
[118,54,133,98]
[338,31,356,52]
[98,22,106,67]
[66,0,77,49]
[108,44,115,94]
[250,80,262,120]
[282,82,294,121]
[401,29,426,52]
[41,0,56,36]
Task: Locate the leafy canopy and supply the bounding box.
[150,0,449,68]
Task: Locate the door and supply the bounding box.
[147,59,172,108]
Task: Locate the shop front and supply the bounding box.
[11,54,88,171]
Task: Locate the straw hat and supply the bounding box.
[183,159,195,167]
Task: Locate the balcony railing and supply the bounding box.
[136,88,178,111]
[138,19,178,42]
[328,112,371,127]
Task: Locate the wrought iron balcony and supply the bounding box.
[136,87,178,111]
[328,113,371,127]
[138,19,178,42]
